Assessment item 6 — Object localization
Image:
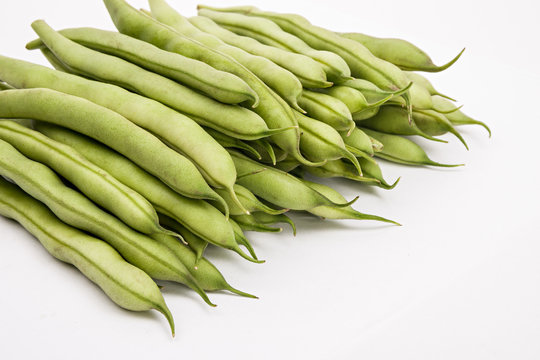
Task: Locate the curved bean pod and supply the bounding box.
[230,150,348,210]
[158,213,208,263]
[0,56,241,210]
[104,0,315,166]
[196,7,351,83]
[412,109,469,149]
[232,212,296,235]
[203,127,262,160]
[302,160,382,187]
[317,85,369,114]
[340,32,465,72]
[301,178,399,225]
[340,127,375,156]
[34,123,259,262]
[405,72,456,101]
[431,96,491,136]
[0,177,175,335]
[295,111,362,175]
[0,120,174,237]
[30,20,279,142]
[215,184,288,216]
[0,138,213,306]
[298,90,354,132]
[360,127,463,167]
[0,87,225,210]
[190,13,331,88]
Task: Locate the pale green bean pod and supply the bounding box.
[215,184,288,216]
[298,90,354,132]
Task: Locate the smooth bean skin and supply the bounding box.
[26,27,258,106]
[203,127,262,160]
[0,82,14,90]
[192,11,331,88]
[303,159,381,187]
[359,105,446,143]
[360,127,463,167]
[206,6,409,92]
[232,212,296,235]
[412,109,469,149]
[230,150,345,210]
[404,72,455,101]
[341,32,465,72]
[295,111,362,175]
[247,139,285,165]
[197,6,351,83]
[431,96,491,136]
[302,178,399,224]
[215,184,288,216]
[104,0,314,166]
[34,123,257,262]
[0,88,224,208]
[0,56,239,197]
[227,217,259,261]
[149,0,303,112]
[298,90,354,131]
[158,213,208,263]
[341,127,374,156]
[353,106,380,121]
[317,85,369,114]
[31,20,276,142]
[0,138,213,305]
[0,120,172,237]
[0,177,175,335]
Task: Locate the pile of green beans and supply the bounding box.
[0,0,488,336]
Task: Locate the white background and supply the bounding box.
[1,0,540,359]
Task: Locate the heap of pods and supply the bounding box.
[0,0,489,336]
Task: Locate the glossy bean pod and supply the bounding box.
[340,127,375,156]
[0,137,213,306]
[26,27,258,106]
[35,123,258,263]
[0,120,173,237]
[0,177,175,335]
[298,89,354,132]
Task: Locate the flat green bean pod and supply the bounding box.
[35,123,258,263]
[302,178,399,224]
[0,137,213,306]
[298,90,354,132]
[353,106,380,121]
[203,127,262,160]
[230,150,350,210]
[317,85,369,114]
[30,20,280,142]
[0,177,175,335]
[215,184,288,216]
[26,27,258,106]
[412,109,469,149]
[232,212,296,235]
[0,87,225,210]
[340,127,375,156]
[302,160,382,187]
[191,12,332,88]
[359,105,447,143]
[0,120,174,237]
[0,56,242,211]
[431,96,491,136]
[149,0,303,112]
[104,0,315,167]
[204,5,412,111]
[360,127,463,167]
[196,6,351,83]
[295,111,362,175]
[340,32,465,72]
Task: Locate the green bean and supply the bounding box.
[342,78,404,104]
[34,123,259,263]
[341,127,375,156]
[232,212,296,235]
[0,137,214,306]
[148,0,303,112]
[158,213,208,263]
[301,178,399,225]
[317,85,369,114]
[203,6,411,105]
[190,12,332,88]
[357,157,400,190]
[431,96,491,136]
[412,109,469,149]
[0,56,243,211]
[0,120,175,237]
[230,150,349,210]
[404,72,455,101]
[0,88,226,210]
[196,7,351,83]
[298,90,354,132]
[273,155,301,173]
[104,0,316,167]
[0,177,175,335]
[353,106,380,121]
[359,105,447,143]
[30,20,281,142]
[302,160,382,187]
[26,27,258,106]
[249,139,283,165]
[295,111,362,175]
[39,47,79,74]
[360,127,463,167]
[203,127,262,160]
[370,136,384,153]
[215,184,288,216]
[0,82,14,90]
[228,218,259,261]
[150,231,257,298]
[340,32,465,72]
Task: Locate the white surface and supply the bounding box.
[1,0,539,359]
